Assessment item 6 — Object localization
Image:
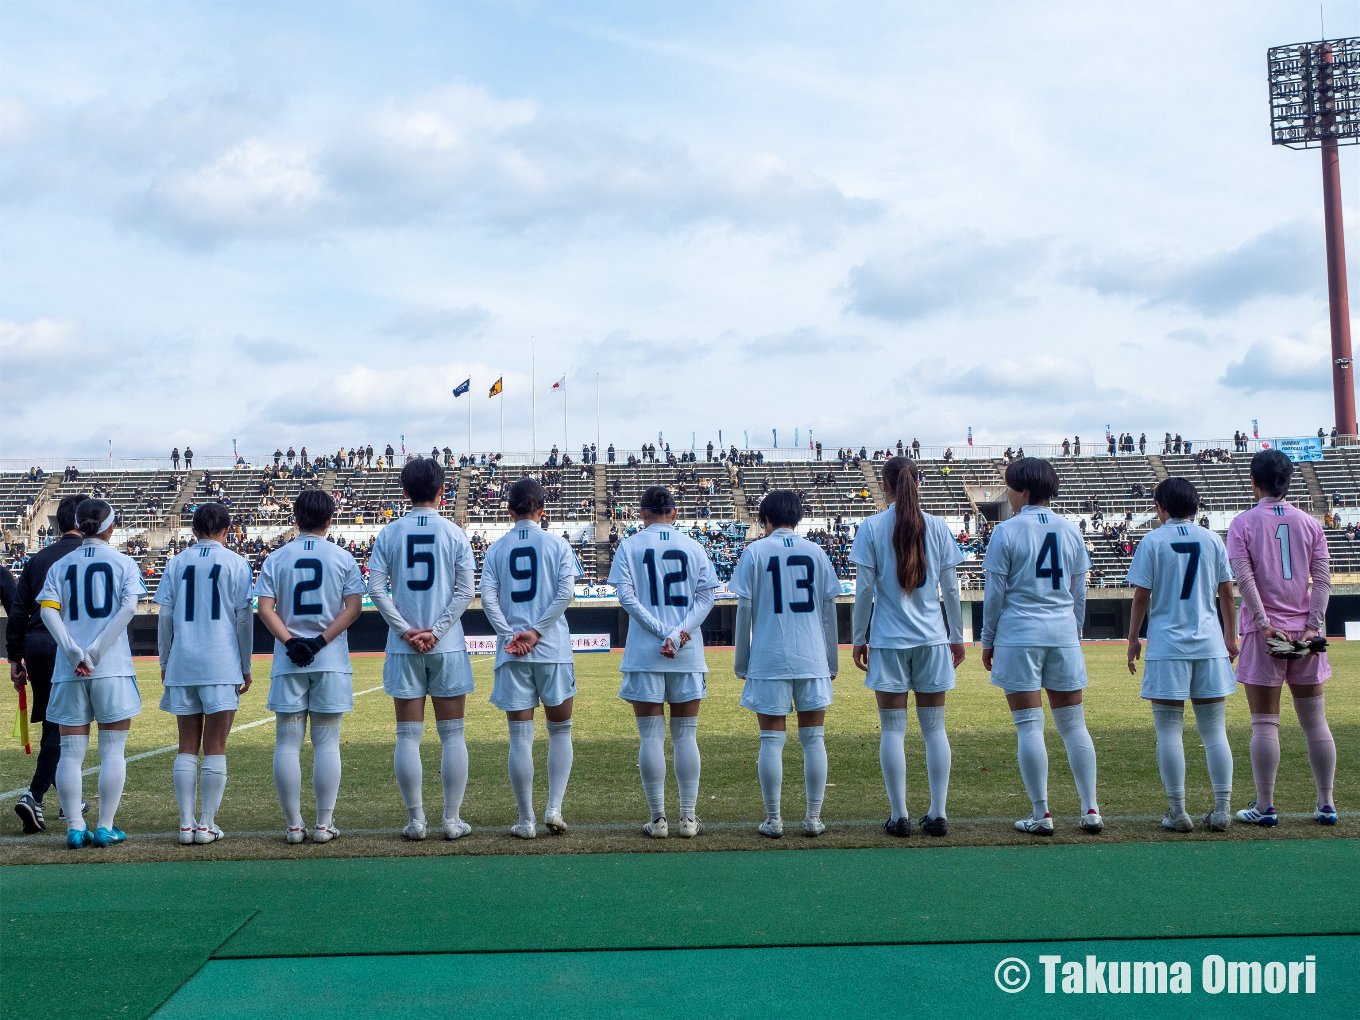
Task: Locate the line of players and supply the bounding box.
[35,450,1334,848]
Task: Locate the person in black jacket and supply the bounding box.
[6,494,87,833]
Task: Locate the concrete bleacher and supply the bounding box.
[465,464,594,525]
[604,462,734,521]
[867,459,990,517]
[47,470,183,530]
[0,472,50,530]
[741,461,871,518]
[1312,447,1360,508]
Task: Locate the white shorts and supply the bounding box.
[740,677,833,716]
[989,645,1087,693]
[1141,657,1237,701]
[267,671,354,715]
[383,652,475,700]
[864,645,956,694]
[46,676,142,726]
[489,662,576,711]
[618,671,707,704]
[159,684,240,716]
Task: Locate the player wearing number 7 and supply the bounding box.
[1125,478,1238,833]
[981,458,1102,835]
[1226,449,1334,827]
[607,486,719,839]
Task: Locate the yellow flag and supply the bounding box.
[13,703,30,752]
[488,377,503,397]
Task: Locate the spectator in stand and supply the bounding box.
[1073,436,1081,456]
[184,446,193,469]
[1062,439,1071,456]
[172,447,181,470]
[896,440,904,458]
[912,438,921,459]
[1139,433,1147,455]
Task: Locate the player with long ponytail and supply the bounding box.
[850,456,965,837]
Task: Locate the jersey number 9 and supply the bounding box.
[509,547,538,603]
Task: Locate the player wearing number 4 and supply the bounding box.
[254,489,366,844]
[366,458,477,841]
[1125,478,1238,833]
[155,503,254,845]
[481,478,582,839]
[37,499,148,849]
[731,489,840,838]
[608,486,719,839]
[981,458,1103,835]
[1226,450,1334,827]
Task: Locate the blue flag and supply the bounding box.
[452,378,470,397]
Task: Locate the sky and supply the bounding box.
[1,0,1356,460]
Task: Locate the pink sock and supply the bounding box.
[1292,695,1336,809]
[1249,713,1280,809]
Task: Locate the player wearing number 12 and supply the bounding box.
[607,486,719,839]
[154,503,254,845]
[365,458,477,842]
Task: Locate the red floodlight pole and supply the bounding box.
[1319,43,1356,439]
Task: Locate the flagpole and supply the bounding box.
[532,336,537,463]
[564,379,569,458]
[500,389,504,464]
[595,372,600,463]
[467,386,471,457]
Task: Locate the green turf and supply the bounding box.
[155,936,1360,1019]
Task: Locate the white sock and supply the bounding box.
[507,719,535,825]
[758,729,785,820]
[394,720,425,823]
[878,709,909,821]
[310,714,343,829]
[436,718,468,822]
[272,714,306,830]
[173,752,199,829]
[636,715,667,819]
[669,715,700,818]
[96,729,128,831]
[1151,704,1186,815]
[57,733,90,832]
[916,704,951,820]
[1051,703,1098,815]
[1012,708,1049,817]
[199,755,227,829]
[545,719,573,817]
[1192,701,1233,813]
[798,725,827,820]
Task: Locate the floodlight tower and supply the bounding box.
[1268,37,1360,439]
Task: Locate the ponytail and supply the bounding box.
[882,456,926,593]
[75,498,115,538]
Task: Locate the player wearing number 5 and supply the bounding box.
[37,499,148,849]
[607,486,719,839]
[481,478,582,839]
[253,489,366,844]
[366,458,477,841]
[155,503,254,845]
[981,458,1102,835]
[1226,450,1334,827]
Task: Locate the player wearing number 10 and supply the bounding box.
[608,486,719,839]
[155,503,254,846]
[366,458,477,842]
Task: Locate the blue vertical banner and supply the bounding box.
[744,430,749,449]
[794,428,799,447]
[773,428,778,448]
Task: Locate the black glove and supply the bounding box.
[303,634,328,658]
[285,637,315,667]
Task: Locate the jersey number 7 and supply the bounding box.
[1170,542,1200,600]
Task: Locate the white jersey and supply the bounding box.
[367,510,476,655]
[38,539,147,681]
[479,520,580,666]
[981,505,1090,648]
[154,540,254,685]
[1125,518,1232,660]
[607,523,719,673]
[252,534,366,675]
[729,528,839,680]
[849,508,964,648]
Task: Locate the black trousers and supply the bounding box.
[22,641,60,802]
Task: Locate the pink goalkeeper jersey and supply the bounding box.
[1225,498,1328,633]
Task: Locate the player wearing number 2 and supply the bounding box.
[37,499,148,849]
[480,478,582,839]
[1125,477,1238,833]
[253,489,366,844]
[366,458,477,841]
[981,458,1103,835]
[608,486,719,839]
[155,503,254,845]
[1226,449,1334,827]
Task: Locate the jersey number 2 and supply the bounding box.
[293,559,324,616]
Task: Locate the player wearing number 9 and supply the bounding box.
[480,477,582,839]
[980,457,1103,836]
[253,489,366,845]
[154,502,255,846]
[37,498,149,849]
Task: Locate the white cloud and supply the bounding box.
[1220,334,1332,393]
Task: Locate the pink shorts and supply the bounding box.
[1235,629,1331,687]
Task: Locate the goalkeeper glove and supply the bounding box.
[1266,632,1328,659]
[284,637,315,667]
[302,634,328,658]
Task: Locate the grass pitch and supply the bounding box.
[1,642,1354,864]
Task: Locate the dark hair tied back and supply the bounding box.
[882,456,927,593]
[75,498,113,537]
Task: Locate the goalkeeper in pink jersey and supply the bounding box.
[1226,449,1334,827]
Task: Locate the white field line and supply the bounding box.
[1,658,497,802]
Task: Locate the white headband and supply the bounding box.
[93,507,115,535]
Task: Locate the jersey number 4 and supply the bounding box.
[642,548,689,607]
[1035,533,1063,590]
[766,555,815,613]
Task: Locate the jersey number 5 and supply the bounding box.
[406,535,435,591]
[1035,533,1063,590]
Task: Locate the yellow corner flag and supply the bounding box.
[488,377,503,397]
[13,687,30,754]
